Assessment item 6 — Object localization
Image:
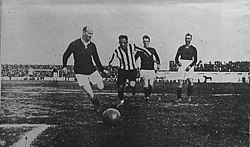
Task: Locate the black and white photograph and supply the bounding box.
[0,0,250,146]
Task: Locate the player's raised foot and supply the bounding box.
[90,97,101,112]
[117,99,125,107]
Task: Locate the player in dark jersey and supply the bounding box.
[135,35,160,101]
[62,26,108,112]
[175,33,197,103]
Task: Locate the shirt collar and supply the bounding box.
[81,38,90,47]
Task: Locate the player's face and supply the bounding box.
[82,30,93,42]
[185,35,192,45]
[143,38,150,48]
[119,38,128,50]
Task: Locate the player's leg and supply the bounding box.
[185,62,195,102]
[55,73,58,82]
[89,71,106,110]
[176,61,185,102]
[148,76,155,97]
[75,74,100,110]
[89,71,104,90]
[128,70,137,96]
[148,70,156,97]
[117,69,126,106]
[176,79,183,102]
[143,77,149,99]
[129,80,136,96]
[141,70,149,100]
[187,78,194,102]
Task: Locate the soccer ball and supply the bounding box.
[102,108,121,126]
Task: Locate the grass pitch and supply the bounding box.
[0,80,249,147]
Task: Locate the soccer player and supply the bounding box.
[175,33,197,102]
[52,67,58,82]
[62,26,108,111]
[108,35,138,107]
[135,35,160,101]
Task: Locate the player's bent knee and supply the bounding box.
[129,81,136,87]
[96,82,104,90]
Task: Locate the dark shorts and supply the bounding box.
[117,69,138,86]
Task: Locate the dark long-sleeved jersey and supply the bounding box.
[135,46,160,70]
[63,38,104,75]
[175,45,197,67]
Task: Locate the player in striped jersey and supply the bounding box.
[108,35,138,106]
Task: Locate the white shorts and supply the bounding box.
[177,59,195,80]
[53,72,58,78]
[75,71,103,87]
[140,70,156,80]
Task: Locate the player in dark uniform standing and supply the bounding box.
[135,35,160,101]
[175,33,197,102]
[62,26,108,112]
[108,35,138,107]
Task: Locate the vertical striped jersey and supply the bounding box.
[109,44,137,70]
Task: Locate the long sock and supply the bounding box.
[187,86,193,96]
[118,87,124,100]
[177,88,182,99]
[148,85,152,97]
[144,87,149,97]
[90,95,100,107]
[129,85,136,96]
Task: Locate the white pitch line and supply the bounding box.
[173,103,212,106]
[1,97,33,100]
[2,90,245,96]
[0,91,171,96]
[212,94,241,96]
[0,124,55,147]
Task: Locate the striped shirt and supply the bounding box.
[109,44,137,70]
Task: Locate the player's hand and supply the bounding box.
[157,64,160,70]
[102,69,109,75]
[185,66,191,71]
[62,67,67,73]
[106,65,112,71]
[177,63,182,67]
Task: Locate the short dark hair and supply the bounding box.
[143,35,150,41]
[82,26,88,32]
[185,33,192,38]
[119,35,128,41]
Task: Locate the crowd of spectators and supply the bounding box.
[1,64,117,80]
[170,61,250,72]
[1,61,249,80]
[1,64,74,78]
